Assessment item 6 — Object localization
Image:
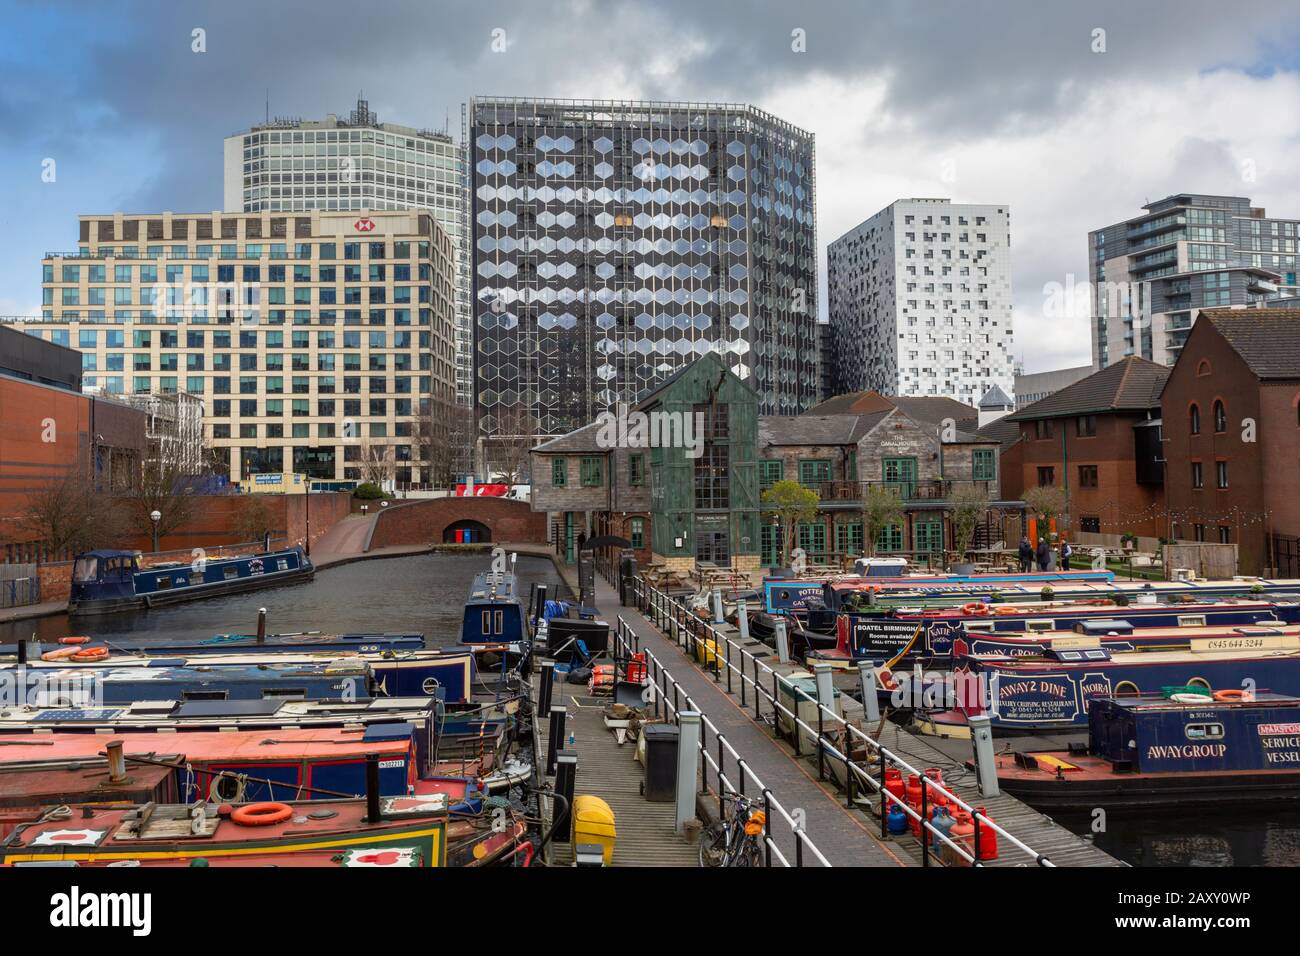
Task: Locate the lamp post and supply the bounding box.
[304,480,311,558]
[149,509,162,553]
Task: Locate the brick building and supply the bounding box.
[1001,357,1168,540]
[1160,307,1300,574]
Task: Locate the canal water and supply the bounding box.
[0,552,568,649]
[1054,806,1300,867]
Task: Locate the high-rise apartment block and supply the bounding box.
[223,99,473,406]
[827,198,1016,404]
[467,96,820,443]
[1089,194,1295,368]
[29,209,456,482]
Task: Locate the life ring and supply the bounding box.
[994,606,1019,615]
[231,802,294,827]
[70,646,109,662]
[1169,692,1210,705]
[41,647,79,662]
[961,603,990,616]
[1213,689,1246,702]
[59,636,90,645]
[877,668,899,690]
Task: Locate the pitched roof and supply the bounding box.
[888,395,979,428]
[1198,308,1300,380]
[759,411,890,447]
[805,390,897,416]
[1005,357,1168,421]
[532,420,605,454]
[975,415,1023,449]
[978,384,1014,409]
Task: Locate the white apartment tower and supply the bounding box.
[827,198,1016,404]
[223,98,472,407]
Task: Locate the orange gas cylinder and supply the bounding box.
[627,653,647,684]
[949,809,975,865]
[884,768,905,810]
[924,768,948,807]
[974,806,999,861]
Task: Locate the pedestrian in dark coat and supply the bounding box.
[1017,537,1033,573]
[1035,537,1051,572]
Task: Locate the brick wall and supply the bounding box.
[368,497,547,548]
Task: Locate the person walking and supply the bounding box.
[1017,536,1033,573]
[1059,538,1072,571]
[1035,537,1051,572]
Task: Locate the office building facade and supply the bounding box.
[827,198,1016,405]
[224,99,473,407]
[467,96,819,446]
[29,209,456,483]
[1088,194,1296,368]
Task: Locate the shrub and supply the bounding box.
[354,482,385,500]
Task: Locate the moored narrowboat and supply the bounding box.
[993,693,1300,807]
[68,546,314,616]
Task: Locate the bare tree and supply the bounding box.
[20,472,127,559]
[357,438,396,488]
[417,396,475,488]
[234,494,276,544]
[488,406,538,485]
[121,460,200,543]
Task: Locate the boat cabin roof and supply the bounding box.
[468,571,522,604]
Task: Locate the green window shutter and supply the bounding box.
[973,449,996,481]
[629,517,645,549]
[552,458,566,486]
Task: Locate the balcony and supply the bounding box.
[795,479,997,506]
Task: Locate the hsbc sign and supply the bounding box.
[354,217,376,233]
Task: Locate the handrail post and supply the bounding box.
[676,711,702,833]
[920,778,930,867]
[972,812,983,867]
[879,747,888,838]
[724,632,733,693]
[762,789,773,868]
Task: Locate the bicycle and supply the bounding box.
[698,791,766,867]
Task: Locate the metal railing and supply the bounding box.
[610,614,831,868]
[625,576,1055,868]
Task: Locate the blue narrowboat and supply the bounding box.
[461,570,530,646]
[912,626,1300,733]
[0,631,428,658]
[994,693,1300,807]
[811,598,1300,664]
[24,662,373,707]
[6,647,478,706]
[67,547,314,616]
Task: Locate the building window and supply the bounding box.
[972,449,996,482]
[836,521,864,556]
[1191,461,1203,489]
[1194,524,1206,542]
[761,523,782,566]
[1034,420,1053,440]
[875,524,904,553]
[1213,400,1226,433]
[551,458,567,487]
[629,517,645,549]
[694,404,730,510]
[1037,466,1055,487]
[1080,516,1101,533]
[1078,465,1098,488]
[1189,404,1200,435]
[1216,460,1228,489]
[914,519,944,554]
[629,454,644,486]
[695,531,729,564]
[1218,526,1231,544]
[759,460,784,489]
[798,459,832,485]
[883,457,917,495]
[797,521,827,559]
[1075,415,1096,437]
[580,456,603,487]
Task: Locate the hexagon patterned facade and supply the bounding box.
[468,97,819,441]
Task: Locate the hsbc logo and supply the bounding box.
[354,217,376,233]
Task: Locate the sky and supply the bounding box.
[4,0,1300,372]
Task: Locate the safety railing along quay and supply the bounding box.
[622,574,1055,868]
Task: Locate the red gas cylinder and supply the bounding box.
[924,768,948,808]
[884,768,905,809]
[905,774,924,836]
[974,806,999,861]
[627,653,648,684]
[948,810,975,865]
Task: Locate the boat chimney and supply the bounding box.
[256,607,267,644]
[364,752,383,822]
[533,584,548,626]
[106,739,127,784]
[16,637,27,665]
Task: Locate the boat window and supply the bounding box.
[156,576,173,590]
[263,689,306,699]
[481,610,491,634]
[224,566,240,580]
[494,610,504,634]
[1024,620,1053,633]
[188,573,203,586]
[277,559,289,571]
[963,621,995,632]
[213,774,242,800]
[72,557,99,582]
[1187,677,1211,690]
[182,691,227,701]
[1177,615,1207,627]
[1185,722,1225,740]
[1115,681,1140,696]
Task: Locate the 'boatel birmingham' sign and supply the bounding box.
[849,617,922,658]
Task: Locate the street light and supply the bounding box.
[149,509,162,553]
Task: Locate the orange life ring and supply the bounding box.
[40,647,79,662]
[962,603,990,616]
[994,606,1019,615]
[70,646,109,662]
[231,802,294,827]
[878,668,899,690]
[59,636,90,645]
[1213,689,1245,702]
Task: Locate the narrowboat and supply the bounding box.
[0,630,427,658]
[0,726,420,802]
[908,626,1300,734]
[992,693,1300,807]
[67,546,314,616]
[14,661,374,707]
[806,598,1300,665]
[0,794,529,868]
[6,645,478,705]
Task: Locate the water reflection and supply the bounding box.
[1056,804,1300,867]
[0,552,568,649]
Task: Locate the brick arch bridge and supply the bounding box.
[367,496,548,549]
